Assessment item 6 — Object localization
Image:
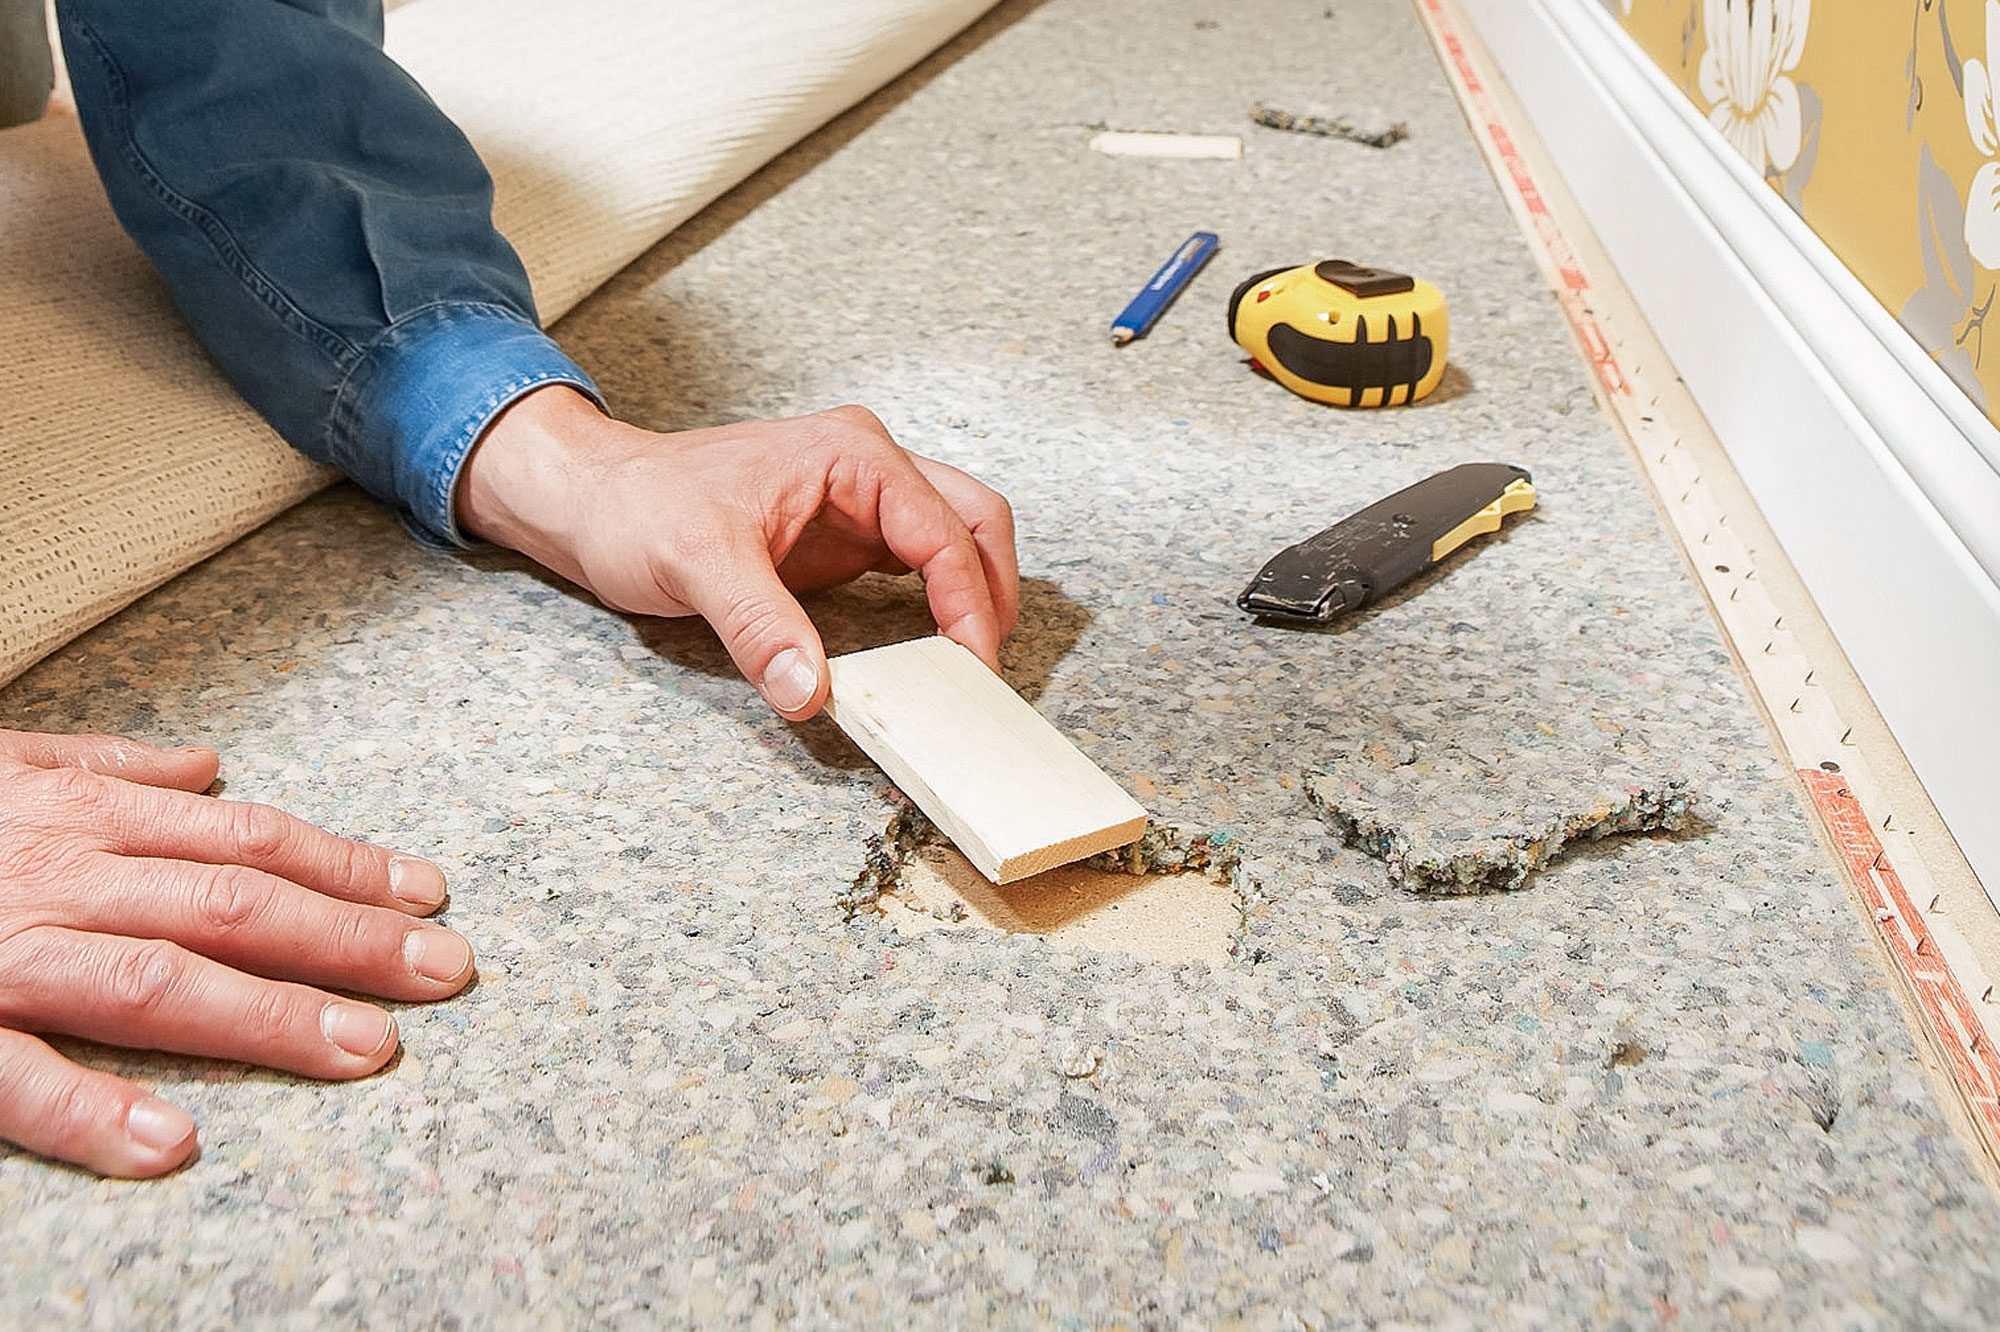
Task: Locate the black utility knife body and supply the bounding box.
[1238,462,1536,621]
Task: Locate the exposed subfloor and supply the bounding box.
[6,0,2000,1325]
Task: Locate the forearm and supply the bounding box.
[57,0,1020,718]
[55,0,600,544]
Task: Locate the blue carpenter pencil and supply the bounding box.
[1111,231,1220,345]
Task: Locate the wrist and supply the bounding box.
[455,384,605,571]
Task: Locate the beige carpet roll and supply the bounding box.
[0,0,996,689]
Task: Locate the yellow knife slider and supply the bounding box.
[1431,478,1537,562]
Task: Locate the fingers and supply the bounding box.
[0,730,218,793]
[489,400,1020,719]
[663,523,832,721]
[57,774,447,916]
[60,853,473,1001]
[873,482,1004,670]
[813,408,1005,670]
[0,927,404,1080]
[0,1028,196,1178]
[908,455,1021,640]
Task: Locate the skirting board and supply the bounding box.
[1454,0,2000,899]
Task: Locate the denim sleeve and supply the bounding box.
[54,0,603,547]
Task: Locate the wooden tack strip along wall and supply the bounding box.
[1411,0,2000,1171]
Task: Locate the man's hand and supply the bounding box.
[0,731,472,1178]
[458,388,1020,719]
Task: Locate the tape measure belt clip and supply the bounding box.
[1312,259,1415,296]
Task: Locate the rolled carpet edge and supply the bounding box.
[0,0,999,689]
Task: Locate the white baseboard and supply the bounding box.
[1456,0,2000,897]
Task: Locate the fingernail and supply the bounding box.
[126,1097,195,1153]
[388,856,447,909]
[321,1001,395,1058]
[403,928,472,984]
[761,648,818,714]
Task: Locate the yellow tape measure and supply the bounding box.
[1228,259,1449,408]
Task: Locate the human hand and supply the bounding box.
[0,730,473,1178]
[457,387,1020,720]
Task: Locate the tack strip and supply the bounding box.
[1803,771,2000,1138]
[1411,3,1627,399]
[1411,0,2000,1163]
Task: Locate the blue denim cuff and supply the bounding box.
[328,302,603,548]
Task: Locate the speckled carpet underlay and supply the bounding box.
[7,0,2000,1325]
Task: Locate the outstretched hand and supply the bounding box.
[0,731,471,1177]
[458,388,1020,717]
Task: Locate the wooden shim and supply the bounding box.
[825,637,1149,884]
[1088,130,1243,160]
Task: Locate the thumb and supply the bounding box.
[0,729,219,791]
[672,543,831,721]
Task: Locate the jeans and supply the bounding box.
[53,0,602,546]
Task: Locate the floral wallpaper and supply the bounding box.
[1605,0,2000,418]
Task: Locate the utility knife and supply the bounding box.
[1237,462,1536,622]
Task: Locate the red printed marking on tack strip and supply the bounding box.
[1801,770,2000,1140]
[1416,0,1630,397]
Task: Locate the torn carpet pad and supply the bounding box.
[1303,753,1707,894]
[1249,102,1409,148]
[843,803,1246,918]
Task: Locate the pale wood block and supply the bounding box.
[824,637,1149,884]
[1088,130,1243,159]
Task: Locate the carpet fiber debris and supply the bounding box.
[1250,102,1409,147]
